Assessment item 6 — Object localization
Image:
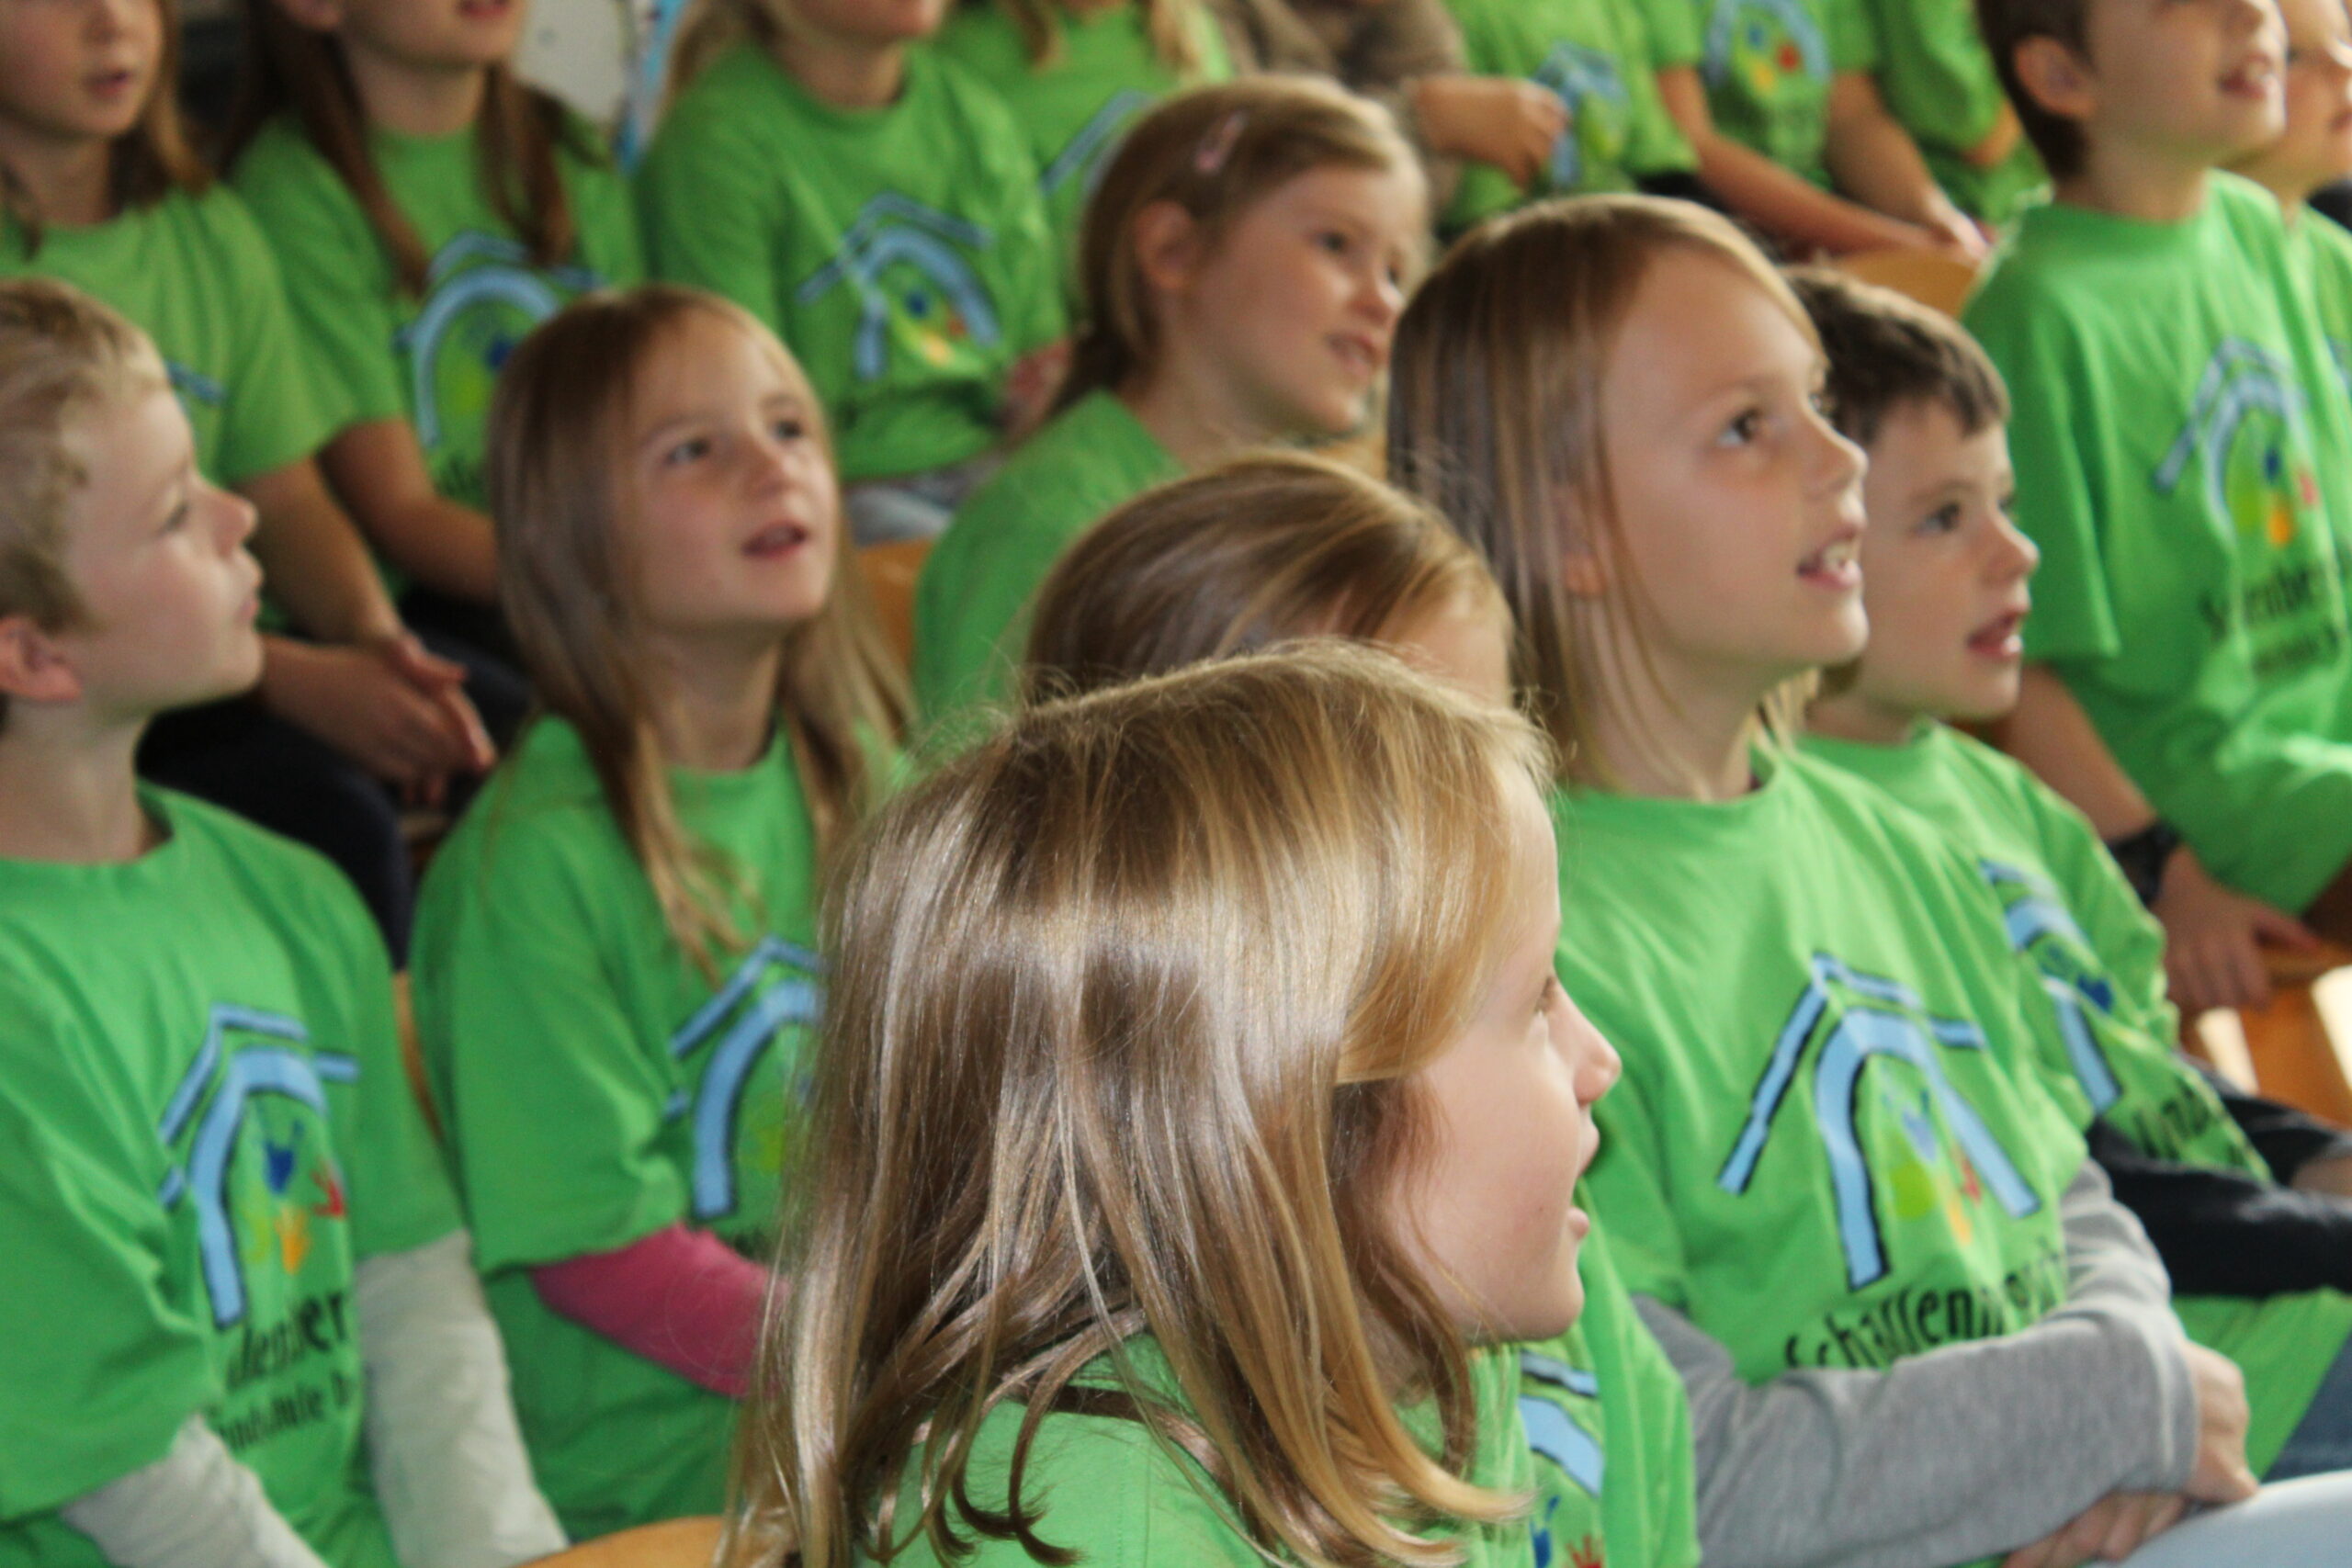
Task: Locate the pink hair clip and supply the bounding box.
[1194,111,1248,175]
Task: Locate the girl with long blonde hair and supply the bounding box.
[412,284,903,1540]
[728,643,1618,1566]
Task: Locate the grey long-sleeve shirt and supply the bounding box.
[1641,1157,2199,1568]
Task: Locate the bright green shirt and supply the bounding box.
[1519,1219,1701,1568]
[934,1,1232,288]
[1856,0,2045,224]
[873,1337,1532,1566]
[1442,0,1696,231]
[0,792,459,1568]
[639,45,1068,484]
[0,186,343,490]
[2291,210,2352,397]
[1964,174,2352,913]
[231,112,644,520]
[413,717,829,1538]
[1652,0,1873,184]
[911,389,1181,722]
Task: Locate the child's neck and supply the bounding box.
[341,43,490,140]
[646,635,786,773]
[2053,135,2213,224]
[1806,687,1924,748]
[1588,650,1772,804]
[0,123,115,228]
[1120,362,1285,471]
[0,713,154,863]
[775,25,909,111]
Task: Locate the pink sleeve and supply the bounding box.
[529,1224,772,1399]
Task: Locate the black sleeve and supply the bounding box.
[2088,1118,2352,1296]
[2203,1064,2352,1183]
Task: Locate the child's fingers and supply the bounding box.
[2249,902,2323,951]
[2222,933,2274,1011]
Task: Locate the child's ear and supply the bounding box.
[1561,552,1609,598]
[2013,36,2096,124]
[0,616,84,707]
[267,0,346,34]
[1131,200,1205,298]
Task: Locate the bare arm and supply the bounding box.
[1822,72,1984,259]
[320,420,500,606]
[235,456,401,646]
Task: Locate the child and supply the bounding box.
[1859,0,2048,226]
[934,0,1234,288]
[1387,194,2302,1567]
[0,0,495,960]
[228,0,644,660]
[1018,450,1701,1568]
[1792,267,2352,1478]
[912,77,1426,722]
[2230,0,2352,382]
[0,280,560,1568]
[410,285,905,1540]
[639,0,1068,546]
[1648,0,1987,255]
[1967,0,2352,1015]
[723,642,1617,1566]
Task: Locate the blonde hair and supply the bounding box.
[996,0,1206,72]
[1060,75,1422,410]
[0,0,209,255]
[666,0,793,100]
[1023,451,1508,701]
[1387,196,1817,787]
[0,280,168,728]
[486,285,907,975]
[728,643,1547,1568]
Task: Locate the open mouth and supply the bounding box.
[743,522,813,559]
[1796,531,1861,591]
[85,68,139,98]
[2222,53,2280,98]
[1329,333,1385,380]
[1967,608,2028,660]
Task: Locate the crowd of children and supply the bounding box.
[22,0,2352,1562]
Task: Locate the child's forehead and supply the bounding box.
[1864,400,2011,491]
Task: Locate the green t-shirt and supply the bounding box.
[412,716,829,1538]
[1857,0,2045,224]
[1651,0,1873,184]
[1442,0,1697,231]
[1964,174,2352,913]
[1802,722,2352,1472]
[911,388,1181,722]
[232,112,644,519]
[873,1337,1532,1566]
[0,791,459,1568]
[639,45,1069,484]
[2291,210,2352,397]
[1519,1218,1701,1568]
[935,1,1233,288]
[0,186,343,491]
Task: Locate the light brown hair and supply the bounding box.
[225,0,592,298]
[991,0,1206,72]
[1023,450,1507,701]
[1977,0,2093,180]
[1388,195,1816,787]
[1785,267,2010,449]
[0,278,169,728]
[0,0,209,256]
[1059,74,1422,411]
[486,284,907,975]
[725,642,1545,1568]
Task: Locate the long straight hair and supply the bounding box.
[224,0,587,297]
[1388,196,1818,789]
[0,0,209,255]
[726,644,1546,1568]
[992,0,1205,72]
[487,285,907,976]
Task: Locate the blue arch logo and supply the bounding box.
[662,936,823,1223]
[797,194,1003,382]
[396,231,599,451]
[1532,43,1632,189]
[1718,955,2041,1292]
[1702,0,1831,94]
[1983,861,2125,1115]
[2155,337,2318,549]
[1042,88,1156,206]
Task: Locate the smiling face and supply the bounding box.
[322,0,528,73]
[620,309,840,649]
[0,0,162,152]
[1153,161,1426,444]
[1391,767,1620,1343]
[2232,0,2352,197]
[2076,0,2288,170]
[1597,249,1871,703]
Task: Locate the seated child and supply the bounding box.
[229,0,644,674]
[639,0,1068,546]
[2230,0,2352,382]
[0,0,495,959]
[935,0,1235,289]
[722,642,1617,1566]
[1969,0,2352,1015]
[1859,0,2048,226]
[912,77,1426,723]
[1794,267,2352,1482]
[411,285,905,1540]
[1019,450,1702,1568]
[0,278,560,1568]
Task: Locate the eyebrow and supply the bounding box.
[636,391,808,451]
[140,449,194,523]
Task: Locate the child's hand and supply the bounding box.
[1998,1491,2186,1568]
[2154,845,2321,1014]
[1001,340,1070,444]
[2182,1340,2260,1505]
[1919,196,1991,265]
[260,637,494,807]
[1411,75,1571,187]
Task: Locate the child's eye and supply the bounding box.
[158,499,190,535]
[663,436,712,468]
[1315,230,1351,256]
[1919,502,1962,535]
[1535,974,1564,1018]
[1717,408,1765,447]
[1998,491,2019,519]
[771,417,807,443]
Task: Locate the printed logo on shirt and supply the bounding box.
[1529,43,1631,190]
[2155,337,2320,552]
[663,935,823,1226]
[166,360,226,411]
[1701,0,1831,96]
[1521,1348,1608,1568]
[1041,89,1156,207]
[1717,954,2042,1292]
[395,231,601,466]
[796,194,1004,381]
[155,1004,356,1329]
